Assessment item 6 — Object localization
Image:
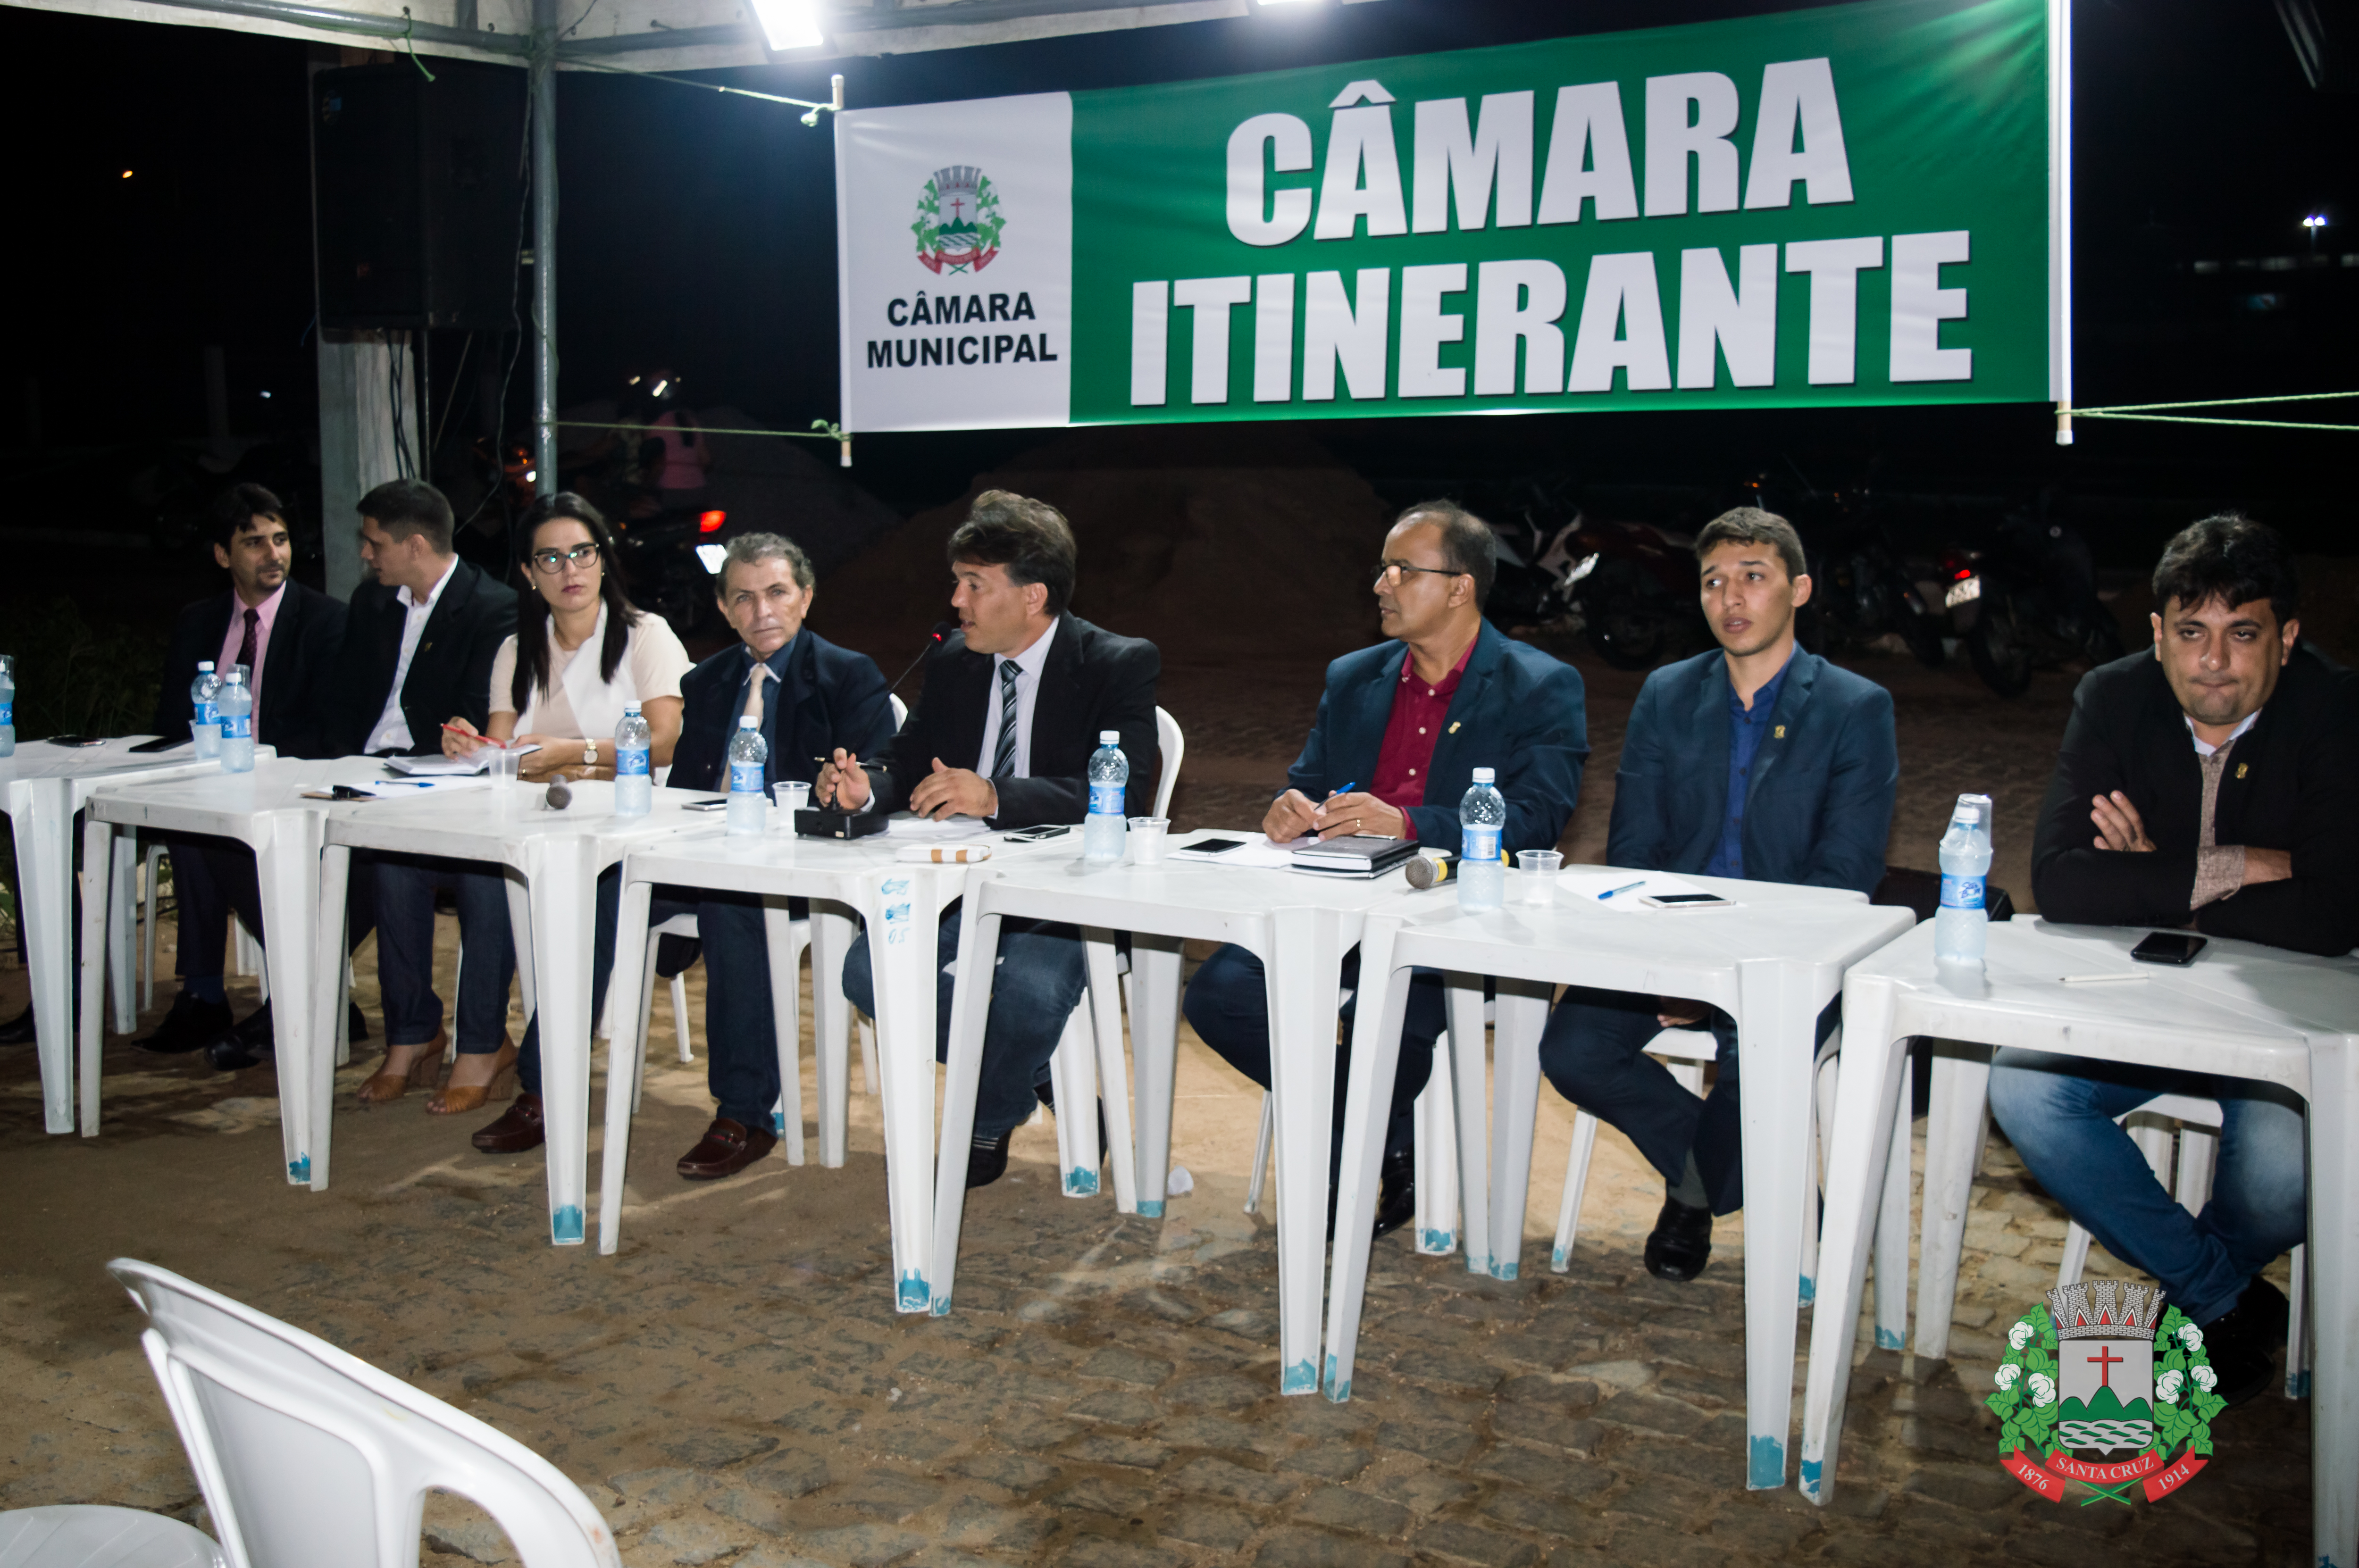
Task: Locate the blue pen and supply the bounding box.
[1328,782,1358,797]
[1597,879,1646,900]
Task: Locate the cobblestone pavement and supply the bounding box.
[0,954,2314,1568]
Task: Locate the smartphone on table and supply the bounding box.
[1639,892,1736,910]
[2131,931,2207,966]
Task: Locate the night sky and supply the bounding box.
[1,0,2348,553]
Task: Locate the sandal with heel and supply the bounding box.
[358,1029,448,1107]
[427,1034,519,1116]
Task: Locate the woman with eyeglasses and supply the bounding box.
[425,492,691,1117]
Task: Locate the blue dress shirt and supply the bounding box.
[1703,649,1794,880]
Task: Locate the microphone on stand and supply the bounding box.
[888,621,956,698]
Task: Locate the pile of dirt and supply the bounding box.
[806,425,1399,667]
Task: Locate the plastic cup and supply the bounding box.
[1129,817,1170,864]
[773,781,810,829]
[487,746,523,809]
[1516,849,1563,906]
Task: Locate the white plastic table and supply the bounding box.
[936,831,1425,1394]
[82,756,390,1170]
[1799,918,2358,1565]
[598,826,1059,1305]
[316,780,715,1240]
[4,738,268,1134]
[1329,870,1913,1492]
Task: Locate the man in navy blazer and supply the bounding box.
[1539,507,1896,1282]
[1186,500,1589,1239]
[135,484,349,1063]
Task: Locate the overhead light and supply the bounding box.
[748,0,823,50]
[121,169,134,178]
[699,510,727,533]
[649,378,669,399]
[260,391,272,399]
[695,543,728,575]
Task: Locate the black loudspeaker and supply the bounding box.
[313,61,526,330]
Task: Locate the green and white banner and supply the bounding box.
[835,0,2064,433]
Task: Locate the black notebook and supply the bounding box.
[1290,834,1419,878]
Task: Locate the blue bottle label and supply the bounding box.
[222,712,251,740]
[616,747,650,777]
[0,700,10,726]
[195,701,216,726]
[1939,873,1984,910]
[729,760,764,795]
[1463,826,1501,864]
[1089,782,1123,816]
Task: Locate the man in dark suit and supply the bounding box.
[134,484,349,1063]
[1537,507,1896,1281]
[821,491,1161,1188]
[335,478,522,1108]
[1991,515,2356,1404]
[1185,500,1589,1237]
[477,532,898,1172]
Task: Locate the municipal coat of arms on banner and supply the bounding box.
[1987,1279,2221,1507]
[912,166,1004,275]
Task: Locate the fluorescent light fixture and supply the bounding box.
[748,0,823,50]
[696,543,729,575]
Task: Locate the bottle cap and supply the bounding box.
[1472,767,1496,784]
[1952,792,1992,826]
[738,716,757,728]
[624,702,640,714]
[198,661,214,671]
[1100,731,1119,744]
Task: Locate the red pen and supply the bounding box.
[440,723,510,749]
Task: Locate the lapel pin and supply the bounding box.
[2235,762,2248,779]
[1448,721,1461,734]
[1774,725,1786,739]
[422,642,434,654]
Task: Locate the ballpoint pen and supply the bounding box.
[1598,879,1647,900]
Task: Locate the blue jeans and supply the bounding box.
[840,905,1088,1140]
[1181,943,1449,1164]
[371,854,516,1052]
[1987,1050,2308,1325]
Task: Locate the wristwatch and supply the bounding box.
[583,739,599,767]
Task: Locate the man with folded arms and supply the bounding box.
[473,532,897,1177]
[1185,500,1588,1238]
[136,484,348,1067]
[1991,515,2358,1403]
[1536,507,1895,1282]
[821,491,1160,1188]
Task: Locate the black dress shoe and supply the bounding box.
[0,1005,33,1045]
[1644,1197,1715,1281]
[232,1001,274,1048]
[967,1129,1013,1188]
[1372,1147,1416,1242]
[2198,1276,2290,1408]
[137,993,235,1055]
[206,1034,265,1072]
[348,1000,370,1043]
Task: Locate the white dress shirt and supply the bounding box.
[363,556,460,755]
[981,617,1058,779]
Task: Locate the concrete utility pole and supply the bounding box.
[531,0,559,499]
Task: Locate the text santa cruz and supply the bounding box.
[869,291,1058,369]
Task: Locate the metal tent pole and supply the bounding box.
[531,0,559,496]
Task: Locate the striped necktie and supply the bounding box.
[990,659,1020,777]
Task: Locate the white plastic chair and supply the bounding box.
[1036,707,1182,1197]
[0,1505,222,1567]
[108,1259,620,1568]
[1551,1028,1719,1268]
[2055,1092,2311,1399]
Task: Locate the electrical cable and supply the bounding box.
[2071,390,2357,433]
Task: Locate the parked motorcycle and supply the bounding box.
[1483,479,1707,669]
[1726,469,1944,668]
[1941,492,2124,697]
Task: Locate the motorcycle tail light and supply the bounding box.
[699,510,727,534]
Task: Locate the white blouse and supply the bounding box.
[488,604,691,741]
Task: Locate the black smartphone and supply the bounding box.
[683,798,731,813]
[1185,837,1247,855]
[129,735,184,754]
[2132,931,2207,966]
[44,735,105,748]
[1640,892,1736,909]
[1004,824,1072,842]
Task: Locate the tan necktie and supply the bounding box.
[743,664,771,723]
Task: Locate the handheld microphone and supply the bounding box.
[888,621,956,697]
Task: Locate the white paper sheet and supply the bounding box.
[886,814,989,840]
[1169,834,1305,868]
[1557,871,1725,909]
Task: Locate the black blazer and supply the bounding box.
[331,559,519,757]
[1608,648,1897,895]
[1285,620,1588,858]
[2032,648,2359,956]
[151,584,349,760]
[874,613,1161,829]
[670,630,897,794]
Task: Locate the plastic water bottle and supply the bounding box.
[1458,767,1506,912]
[217,668,254,774]
[613,702,652,817]
[1085,730,1128,862]
[1936,792,1994,968]
[189,661,221,760]
[726,715,768,835]
[0,653,14,759]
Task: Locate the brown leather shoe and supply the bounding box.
[676,1117,777,1180]
[472,1093,546,1154]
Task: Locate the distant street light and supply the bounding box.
[2303,212,2327,254]
[749,0,823,51]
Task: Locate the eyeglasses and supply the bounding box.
[1372,560,1465,589]
[529,543,602,574]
